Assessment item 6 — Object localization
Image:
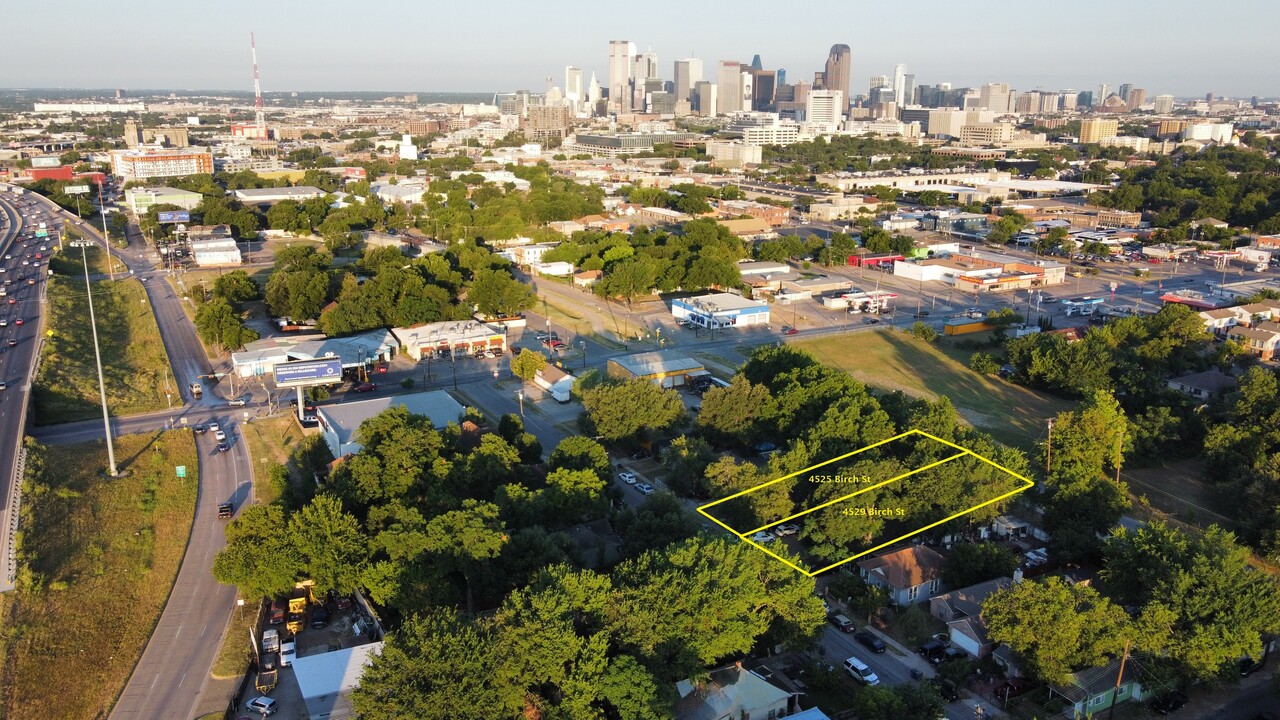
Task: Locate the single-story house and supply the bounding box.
[573,270,602,287]
[675,664,795,720]
[1166,369,1237,399]
[1047,659,1145,718]
[856,544,946,606]
[317,390,466,459]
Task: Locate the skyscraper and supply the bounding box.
[892,64,907,109]
[608,40,636,112]
[806,90,844,125]
[1097,83,1112,106]
[1118,83,1133,103]
[824,44,851,110]
[750,69,777,111]
[777,69,786,87]
[565,66,584,110]
[1127,88,1146,110]
[674,58,703,103]
[718,60,743,113]
[750,54,763,71]
[978,83,1012,112]
[903,73,915,106]
[1153,94,1175,114]
[694,80,717,117]
[587,71,602,113]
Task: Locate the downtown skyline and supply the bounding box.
[1,0,1277,98]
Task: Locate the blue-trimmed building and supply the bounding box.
[672,292,770,329]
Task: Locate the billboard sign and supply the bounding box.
[157,211,191,224]
[65,185,90,195]
[31,156,61,169]
[273,358,343,387]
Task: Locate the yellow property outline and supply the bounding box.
[696,429,1035,576]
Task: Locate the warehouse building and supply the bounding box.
[391,320,507,361]
[607,350,706,388]
[318,391,466,459]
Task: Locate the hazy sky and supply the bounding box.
[3,0,1277,98]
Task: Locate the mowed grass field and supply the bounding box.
[795,329,1073,450]
[0,431,198,720]
[239,414,304,504]
[33,276,173,424]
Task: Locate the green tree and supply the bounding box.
[695,375,776,446]
[508,347,547,383]
[212,269,260,304]
[212,504,302,600]
[1101,522,1280,679]
[983,576,1129,684]
[469,268,536,319]
[350,608,509,720]
[969,352,1000,374]
[547,436,612,483]
[941,542,1019,589]
[581,379,686,442]
[423,499,508,615]
[290,494,368,595]
[194,296,260,351]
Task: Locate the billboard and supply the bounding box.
[31,156,61,169]
[65,185,90,195]
[157,211,191,224]
[273,358,344,387]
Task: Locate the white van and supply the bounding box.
[843,655,880,685]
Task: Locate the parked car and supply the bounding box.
[618,472,637,484]
[269,601,285,625]
[353,382,377,392]
[1149,690,1188,715]
[280,640,296,668]
[630,449,652,460]
[828,614,856,633]
[310,606,330,628]
[918,639,948,663]
[377,362,389,373]
[931,677,960,701]
[634,482,654,495]
[227,397,247,406]
[842,655,880,685]
[994,677,1034,700]
[245,696,278,715]
[854,630,886,653]
[781,326,799,335]
[772,523,799,537]
[749,530,776,544]
[1240,655,1267,677]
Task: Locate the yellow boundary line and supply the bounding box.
[698,428,1035,576]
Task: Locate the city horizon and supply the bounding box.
[0,0,1276,97]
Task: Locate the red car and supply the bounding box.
[377,363,389,373]
[13,318,22,325]
[782,326,799,335]
[6,297,14,305]
[353,382,376,392]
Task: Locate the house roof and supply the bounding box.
[1167,368,1237,395]
[1048,659,1140,704]
[1199,308,1238,320]
[857,544,946,589]
[675,665,791,720]
[718,217,774,235]
[933,576,1015,619]
[292,641,383,701]
[1228,326,1280,342]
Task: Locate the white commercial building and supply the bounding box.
[1183,123,1234,143]
[705,141,762,165]
[191,238,242,267]
[806,90,845,125]
[317,392,465,459]
[34,102,146,113]
[391,320,507,361]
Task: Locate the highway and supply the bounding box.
[0,187,55,592]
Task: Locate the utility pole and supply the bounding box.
[1045,418,1054,477]
[1106,639,1131,720]
[97,181,115,281]
[74,239,118,476]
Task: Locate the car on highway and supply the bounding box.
[854,629,886,653]
[245,696,278,715]
[781,326,799,335]
[217,502,234,519]
[13,318,21,325]
[6,339,14,347]
[0,380,6,391]
[216,442,230,453]
[618,472,637,484]
[227,397,247,406]
[353,382,377,392]
[214,429,227,442]
[634,482,654,495]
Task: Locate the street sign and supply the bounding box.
[157,211,191,224]
[273,357,344,387]
[176,465,187,478]
[65,185,90,195]
[34,229,48,238]
[1109,282,1118,291]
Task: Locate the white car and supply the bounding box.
[618,472,637,484]
[749,531,775,544]
[227,397,247,407]
[214,430,227,442]
[634,482,654,495]
[208,423,220,433]
[772,523,799,537]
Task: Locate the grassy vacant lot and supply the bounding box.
[0,432,198,720]
[795,329,1074,450]
[33,276,172,424]
[45,243,127,278]
[239,414,305,504]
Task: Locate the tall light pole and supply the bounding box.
[96,182,115,281]
[579,340,586,369]
[516,389,524,417]
[73,239,118,476]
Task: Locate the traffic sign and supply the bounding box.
[35,230,48,238]
[176,465,187,478]
[65,185,90,195]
